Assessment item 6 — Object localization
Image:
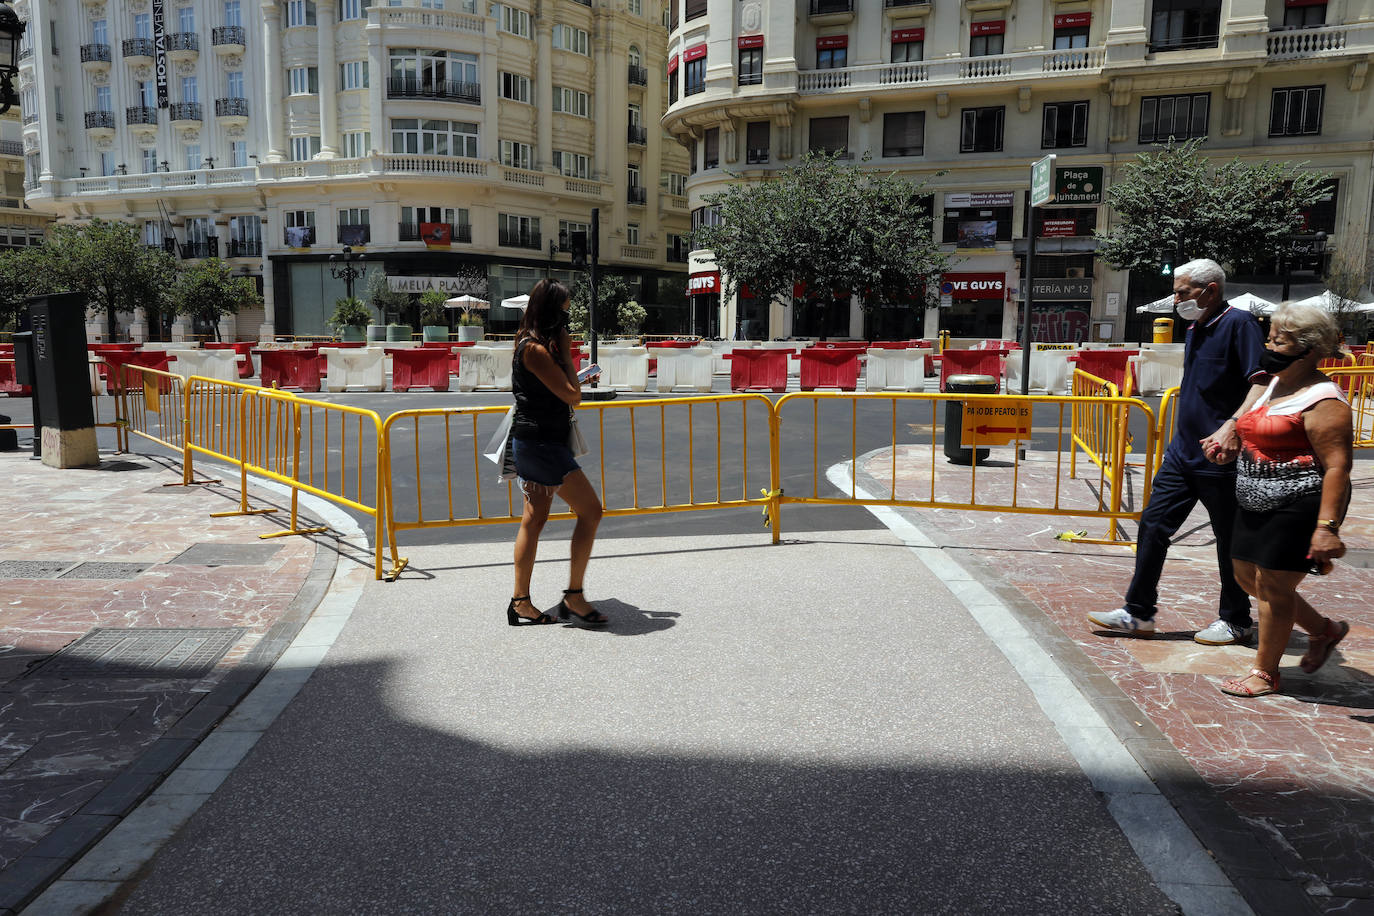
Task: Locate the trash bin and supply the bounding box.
[944,373,997,465]
[1153,317,1174,343]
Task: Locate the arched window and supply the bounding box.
[629,45,642,67]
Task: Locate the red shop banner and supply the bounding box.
[1039,218,1078,237]
[737,34,764,49]
[682,44,707,62]
[816,35,849,49]
[689,272,721,294]
[942,272,1006,299]
[892,27,925,42]
[667,54,679,73]
[1053,12,1091,28]
[970,20,1005,35]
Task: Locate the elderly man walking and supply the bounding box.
[1088,258,1266,644]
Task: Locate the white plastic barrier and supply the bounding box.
[600,346,650,391]
[323,347,386,392]
[456,345,515,391]
[709,339,754,374]
[168,349,239,383]
[864,348,929,392]
[1003,344,1076,394]
[1132,344,1185,395]
[654,347,714,392]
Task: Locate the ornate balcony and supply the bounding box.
[126,106,158,126]
[627,125,647,145]
[84,110,116,137]
[498,227,541,249]
[167,32,200,60]
[215,97,248,125]
[628,64,647,86]
[80,43,111,70]
[386,77,480,105]
[627,186,647,205]
[794,46,1106,95]
[212,25,246,54]
[169,101,203,123]
[179,240,218,259]
[227,239,262,258]
[122,38,154,63]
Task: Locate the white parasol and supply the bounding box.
[1230,292,1278,315]
[1288,290,1374,313]
[444,294,490,310]
[500,294,530,311]
[1134,294,1176,314]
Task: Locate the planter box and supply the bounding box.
[340,326,366,342]
[422,325,450,343]
[386,324,413,342]
[457,326,485,342]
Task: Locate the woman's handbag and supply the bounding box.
[568,410,590,458]
[483,407,518,482]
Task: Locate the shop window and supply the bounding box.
[738,47,762,85]
[818,44,847,69]
[959,106,1004,153]
[1149,0,1221,51]
[1282,0,1325,28]
[1139,93,1209,143]
[1269,86,1323,136]
[684,57,706,95]
[969,22,1004,57]
[808,116,849,157]
[1054,26,1089,48]
[668,67,678,104]
[891,30,923,62]
[1042,101,1089,148]
[942,207,1013,245]
[746,121,770,163]
[882,111,924,157]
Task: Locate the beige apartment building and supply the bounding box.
[663,0,1374,342]
[17,0,690,340]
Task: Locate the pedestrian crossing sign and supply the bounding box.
[962,398,1032,445]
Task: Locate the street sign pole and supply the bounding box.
[1023,155,1056,395]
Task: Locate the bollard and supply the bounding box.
[1152,317,1174,344]
[944,373,997,465]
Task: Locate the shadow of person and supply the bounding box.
[562,599,677,636]
[1282,664,1374,710]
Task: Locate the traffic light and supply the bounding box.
[1157,249,1173,276]
[570,231,588,269]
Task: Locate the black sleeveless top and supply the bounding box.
[511,337,571,442]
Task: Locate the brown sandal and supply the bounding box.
[1300,619,1349,674]
[1220,668,1280,698]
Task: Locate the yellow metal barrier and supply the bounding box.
[1326,367,1374,447]
[1153,386,1180,480]
[380,394,780,578]
[1069,368,1121,478]
[772,391,1155,548]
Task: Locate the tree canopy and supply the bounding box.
[694,153,950,311]
[0,248,48,331]
[168,258,262,340]
[36,219,179,338]
[1095,138,1330,275]
[569,274,634,338]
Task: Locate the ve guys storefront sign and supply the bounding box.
[940,272,1007,299]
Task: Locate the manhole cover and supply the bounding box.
[57,562,152,580]
[28,628,247,679]
[168,543,283,567]
[0,560,75,579]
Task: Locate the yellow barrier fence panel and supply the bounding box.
[1326,368,1374,448]
[186,376,279,518]
[107,362,220,487]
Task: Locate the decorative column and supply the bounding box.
[535,8,553,169]
[258,215,277,342]
[316,0,339,157]
[366,15,385,150]
[29,0,61,182]
[262,3,286,162]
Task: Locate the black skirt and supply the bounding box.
[1231,490,1322,572]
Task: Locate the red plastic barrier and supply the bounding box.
[938,349,1007,392]
[646,340,698,349]
[799,348,861,391]
[205,342,255,378]
[318,341,367,349]
[392,348,451,392]
[256,350,323,391]
[815,340,869,350]
[867,341,909,350]
[89,343,138,353]
[728,348,789,392]
[1072,349,1138,395]
[102,351,175,393]
[0,359,31,397]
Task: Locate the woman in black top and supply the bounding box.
[507,280,608,627]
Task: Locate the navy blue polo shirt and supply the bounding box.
[1165,302,1265,475]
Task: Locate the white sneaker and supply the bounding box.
[1087,607,1156,636]
[1194,619,1256,646]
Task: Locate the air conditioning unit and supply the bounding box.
[1066,267,1087,279]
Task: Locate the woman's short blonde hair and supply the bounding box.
[1269,303,1343,359]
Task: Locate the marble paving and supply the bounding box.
[0,453,317,877]
[862,444,1374,913]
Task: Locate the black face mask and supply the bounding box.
[1259,347,1309,374]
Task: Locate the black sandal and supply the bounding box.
[556,588,608,626]
[506,595,556,626]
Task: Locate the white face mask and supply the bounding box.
[1176,299,1204,321]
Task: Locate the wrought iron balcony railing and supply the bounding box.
[212,25,246,46]
[126,106,158,125]
[84,110,116,130]
[80,43,111,63]
[386,77,480,104]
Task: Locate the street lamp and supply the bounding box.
[0,3,24,116]
[329,245,367,301]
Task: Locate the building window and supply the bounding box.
[184,143,202,172]
[139,80,156,107]
[499,213,540,247]
[497,5,531,36]
[1139,92,1209,143]
[389,48,478,93]
[1283,1,1326,28]
[1297,178,1338,233]
[668,67,678,104]
[1053,15,1091,49]
[1270,86,1323,136]
[230,140,248,166]
[969,22,1005,56]
[552,150,591,179]
[143,220,163,246]
[942,206,1014,245]
[286,0,317,26]
[891,34,923,62]
[342,131,370,158]
[688,139,697,174]
[628,0,641,13]
[285,210,316,247]
[559,220,589,249]
[500,72,530,102]
[386,119,479,157]
[738,47,762,85]
[340,61,369,90]
[134,13,152,39]
[91,18,108,44]
[1042,101,1089,148]
[552,25,589,55]
[553,86,590,117]
[627,223,640,245]
[100,152,116,176]
[745,121,769,163]
[501,139,534,169]
[94,85,112,111]
[684,57,706,95]
[662,172,686,196]
[142,149,159,173]
[1149,0,1221,50]
[703,128,719,169]
[808,116,848,157]
[685,0,706,20]
[178,6,195,31]
[959,106,1004,153]
[227,70,245,97]
[817,40,847,69]
[340,0,371,19]
[882,111,924,157]
[180,76,199,104]
[224,0,243,27]
[289,66,319,95]
[290,136,321,161]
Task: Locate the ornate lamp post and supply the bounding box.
[0,3,24,116]
[329,245,367,301]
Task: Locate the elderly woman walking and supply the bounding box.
[504,279,608,628]
[1212,303,1353,697]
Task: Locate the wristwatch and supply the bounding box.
[1317,519,1341,534]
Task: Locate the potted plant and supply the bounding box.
[457,309,485,342]
[419,290,450,342]
[329,296,372,342]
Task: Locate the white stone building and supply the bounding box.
[17,0,690,340]
[663,0,1374,342]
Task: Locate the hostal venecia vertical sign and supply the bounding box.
[153,0,169,107]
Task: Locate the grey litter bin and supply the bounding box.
[944,373,998,465]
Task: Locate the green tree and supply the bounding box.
[694,153,950,320]
[38,219,178,340]
[364,270,413,321]
[168,257,262,341]
[0,248,47,331]
[1096,138,1330,275]
[1322,251,1374,342]
[568,274,633,337]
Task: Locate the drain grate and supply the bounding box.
[168,543,283,567]
[0,560,76,579]
[28,627,247,679]
[57,562,152,580]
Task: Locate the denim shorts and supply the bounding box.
[511,437,580,488]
